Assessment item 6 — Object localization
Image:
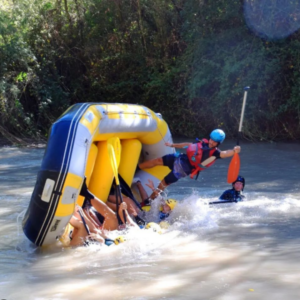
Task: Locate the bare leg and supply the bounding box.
[105,201,117,212]
[90,197,119,231]
[107,195,139,216]
[136,181,149,201]
[69,207,106,246]
[90,197,138,230]
[139,157,163,169]
[83,207,102,230]
[69,216,88,246]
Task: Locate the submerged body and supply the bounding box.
[219,189,245,202]
[219,176,246,203]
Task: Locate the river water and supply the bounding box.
[0,141,300,300]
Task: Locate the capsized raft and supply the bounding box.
[22,103,174,246]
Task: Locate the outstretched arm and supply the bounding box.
[220,146,241,158]
[145,179,161,199]
[165,142,192,148]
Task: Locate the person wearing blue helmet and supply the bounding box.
[138,129,241,200]
[219,175,245,202]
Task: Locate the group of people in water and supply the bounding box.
[66,129,246,247]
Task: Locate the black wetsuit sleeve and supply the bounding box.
[213,148,221,159]
[219,189,234,201]
[220,189,244,202]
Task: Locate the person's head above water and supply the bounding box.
[232,175,245,191]
[209,129,226,147]
[161,198,177,213]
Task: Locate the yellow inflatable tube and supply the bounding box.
[22,103,174,246]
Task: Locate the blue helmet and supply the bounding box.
[210,129,226,143]
[233,175,245,190]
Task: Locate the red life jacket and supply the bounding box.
[186,139,217,178]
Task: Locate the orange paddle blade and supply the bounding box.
[227,153,240,183]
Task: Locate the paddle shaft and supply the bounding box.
[107,143,127,225]
[227,86,249,183]
[237,86,250,145]
[115,180,127,225]
[209,200,238,205]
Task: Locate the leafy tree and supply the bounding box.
[0,0,299,142]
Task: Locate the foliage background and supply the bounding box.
[1,0,300,142]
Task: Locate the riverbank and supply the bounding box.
[0,136,46,148]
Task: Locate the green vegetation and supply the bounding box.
[0,0,300,142]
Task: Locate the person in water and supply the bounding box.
[106,194,144,224]
[79,177,138,229]
[219,175,246,202]
[83,194,138,230]
[138,129,241,199]
[104,173,176,222]
[135,178,178,222]
[68,205,106,247]
[108,177,177,224]
[68,204,128,247]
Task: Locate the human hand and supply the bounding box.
[234,146,241,154]
[120,202,127,210]
[165,142,173,147]
[145,179,155,191]
[74,205,83,217]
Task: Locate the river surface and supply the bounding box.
[0,140,300,300]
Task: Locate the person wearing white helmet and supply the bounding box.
[138,129,241,200]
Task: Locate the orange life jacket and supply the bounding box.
[186,139,217,178]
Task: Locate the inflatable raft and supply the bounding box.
[22,103,174,246]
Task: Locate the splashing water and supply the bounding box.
[1,143,300,299]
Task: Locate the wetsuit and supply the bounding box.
[219,189,245,202]
[163,141,221,184]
